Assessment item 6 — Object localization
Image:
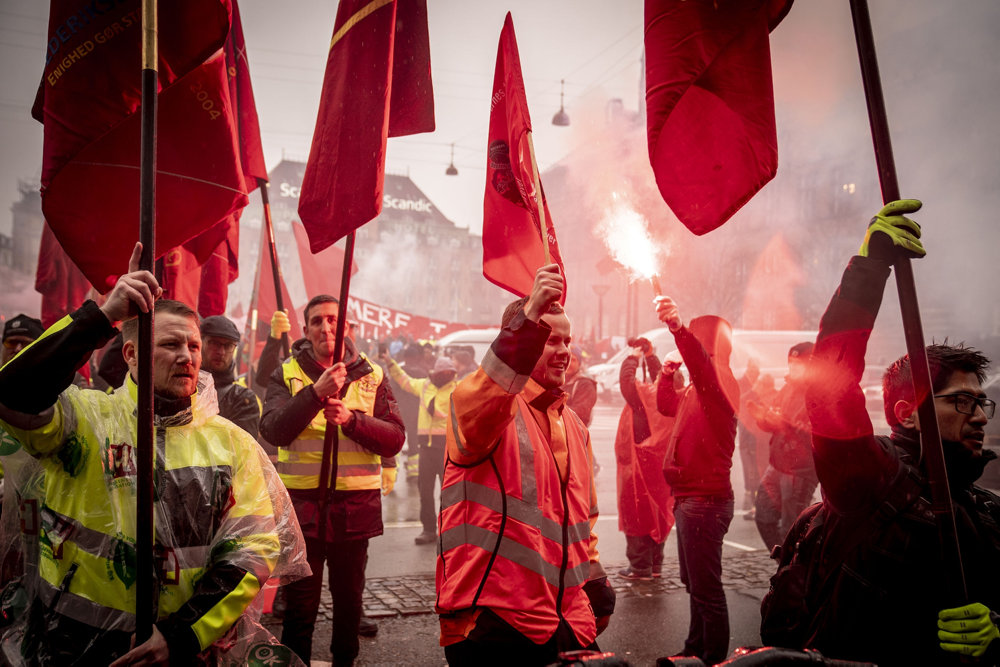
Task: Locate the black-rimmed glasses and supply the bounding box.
[933,392,996,419]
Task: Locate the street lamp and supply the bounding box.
[445,143,458,176]
[592,284,610,340]
[552,79,570,127]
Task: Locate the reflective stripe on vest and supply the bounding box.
[277,356,383,490]
[436,401,595,644]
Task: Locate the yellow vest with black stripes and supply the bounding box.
[277,355,383,491]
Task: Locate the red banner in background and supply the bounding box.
[342,295,469,342]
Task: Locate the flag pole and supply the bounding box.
[258,178,290,357]
[526,132,552,266]
[849,0,966,601]
[136,0,158,642]
[316,231,356,545]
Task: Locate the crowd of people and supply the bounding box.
[0,200,998,666]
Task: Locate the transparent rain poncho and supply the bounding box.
[0,371,310,665]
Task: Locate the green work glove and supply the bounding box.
[938,602,1000,658]
[859,199,926,261]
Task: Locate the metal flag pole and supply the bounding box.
[136,0,158,642]
[849,0,966,601]
[316,231,356,544]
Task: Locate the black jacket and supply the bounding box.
[209,365,260,440]
[804,255,1000,666]
[260,337,404,541]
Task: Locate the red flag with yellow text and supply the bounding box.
[298,0,434,253]
[482,13,565,300]
[644,0,793,235]
[160,0,267,314]
[33,0,248,289]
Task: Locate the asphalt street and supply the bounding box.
[265,403,780,666]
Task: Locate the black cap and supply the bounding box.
[200,315,241,342]
[3,314,43,342]
[788,342,814,359]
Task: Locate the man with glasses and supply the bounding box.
[201,315,261,439]
[792,199,1000,665]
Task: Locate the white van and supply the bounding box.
[589,327,820,400]
[436,328,501,366]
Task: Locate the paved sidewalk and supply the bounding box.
[280,549,775,623]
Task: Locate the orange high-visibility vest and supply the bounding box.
[436,395,597,646]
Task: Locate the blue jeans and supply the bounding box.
[673,495,734,665]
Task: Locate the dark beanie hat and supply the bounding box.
[788,341,814,359]
[3,314,43,342]
[200,315,241,342]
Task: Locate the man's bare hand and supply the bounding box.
[654,296,683,333]
[108,625,169,666]
[313,362,347,401]
[323,398,353,426]
[100,243,162,324]
[523,264,564,322]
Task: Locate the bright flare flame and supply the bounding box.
[597,198,665,281]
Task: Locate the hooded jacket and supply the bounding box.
[657,320,740,498]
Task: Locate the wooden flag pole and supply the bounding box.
[850,0,966,602]
[316,231,356,545]
[526,132,552,266]
[136,0,158,643]
[258,178,290,357]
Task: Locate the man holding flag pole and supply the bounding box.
[434,14,614,664]
[273,0,433,663]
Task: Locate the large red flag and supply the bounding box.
[33,1,248,289]
[482,13,565,299]
[644,0,793,235]
[34,222,93,328]
[161,0,268,315]
[292,220,358,299]
[299,0,435,253]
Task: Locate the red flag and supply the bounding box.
[482,13,565,299]
[225,0,268,184]
[240,223,301,375]
[33,1,248,290]
[644,0,793,235]
[160,0,268,314]
[292,220,358,299]
[299,0,435,253]
[160,221,237,318]
[34,223,93,328]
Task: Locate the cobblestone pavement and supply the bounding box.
[300,550,775,622]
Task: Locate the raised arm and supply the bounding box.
[447,265,561,465]
[806,200,926,514]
